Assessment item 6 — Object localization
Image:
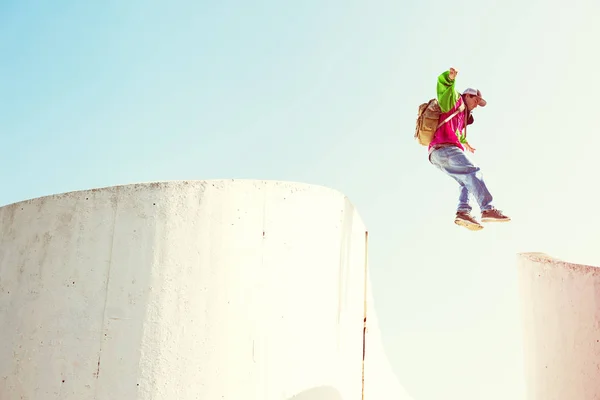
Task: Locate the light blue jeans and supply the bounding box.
[429,146,494,213]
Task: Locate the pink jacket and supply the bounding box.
[428,70,471,153]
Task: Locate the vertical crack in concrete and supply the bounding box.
[93,192,120,392]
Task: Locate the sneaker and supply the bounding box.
[481,208,511,223]
[454,211,483,231]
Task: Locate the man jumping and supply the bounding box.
[428,67,510,231]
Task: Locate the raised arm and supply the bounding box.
[436,67,460,113]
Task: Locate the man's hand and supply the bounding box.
[449,67,458,80]
[464,142,476,153]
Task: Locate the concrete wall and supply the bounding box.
[0,180,413,400]
[517,252,600,400]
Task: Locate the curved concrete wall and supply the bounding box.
[0,180,413,400]
[517,252,600,400]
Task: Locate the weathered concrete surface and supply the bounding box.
[517,252,600,400]
[0,180,413,400]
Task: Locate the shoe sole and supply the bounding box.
[455,219,483,231]
[481,217,511,223]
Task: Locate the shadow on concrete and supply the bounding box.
[287,386,343,400]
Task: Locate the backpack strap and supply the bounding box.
[436,102,465,130]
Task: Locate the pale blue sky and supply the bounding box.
[2,1,599,399]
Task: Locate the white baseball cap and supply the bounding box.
[462,88,487,107]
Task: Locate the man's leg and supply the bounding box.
[457,184,471,213]
[430,146,510,225]
[430,147,482,230]
[440,149,510,222]
[453,184,483,229]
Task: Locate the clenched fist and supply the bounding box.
[449,67,458,80]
